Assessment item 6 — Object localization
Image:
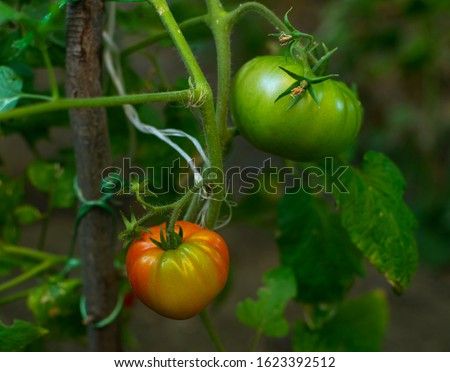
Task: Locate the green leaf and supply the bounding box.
[27,161,60,192]
[277,190,364,304]
[0,66,23,112]
[292,290,389,352]
[27,161,75,208]
[236,267,296,337]
[333,151,418,292]
[0,320,48,351]
[13,205,41,225]
[52,168,76,208]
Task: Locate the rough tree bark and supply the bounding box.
[66,0,121,351]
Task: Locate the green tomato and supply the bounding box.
[230,56,363,161]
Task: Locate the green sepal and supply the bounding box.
[270,8,314,53]
[150,237,164,250]
[278,66,305,81]
[306,85,319,106]
[283,8,313,42]
[118,209,139,248]
[276,67,339,108]
[287,94,305,110]
[149,238,161,248]
[175,224,184,240]
[274,81,303,103]
[284,7,296,32]
[121,208,137,229]
[312,45,338,76]
[309,74,339,84]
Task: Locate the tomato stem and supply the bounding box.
[0,260,54,293]
[0,242,67,263]
[0,90,192,122]
[149,0,224,229]
[206,0,231,142]
[0,242,67,293]
[200,310,225,352]
[227,2,287,31]
[249,328,263,352]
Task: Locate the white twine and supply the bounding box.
[102,20,208,183]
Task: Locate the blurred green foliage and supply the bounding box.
[314,0,450,266]
[0,0,448,352]
[234,0,449,267]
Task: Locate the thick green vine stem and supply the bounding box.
[227,1,287,31]
[0,90,191,122]
[205,1,290,142]
[0,260,54,293]
[148,0,224,229]
[0,243,67,293]
[205,0,230,141]
[119,179,207,247]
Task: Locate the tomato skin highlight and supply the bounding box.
[126,221,229,320]
[230,56,363,161]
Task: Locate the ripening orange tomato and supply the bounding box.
[126,221,229,320]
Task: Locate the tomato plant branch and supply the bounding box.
[183,193,201,221]
[131,180,206,232]
[249,328,263,352]
[0,260,54,293]
[0,89,191,122]
[227,2,287,31]
[205,0,232,141]
[148,0,207,85]
[167,192,194,236]
[0,288,32,305]
[148,0,224,229]
[206,1,288,143]
[18,93,53,101]
[0,242,67,263]
[200,310,225,352]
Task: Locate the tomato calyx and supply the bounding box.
[271,9,339,78]
[275,67,338,109]
[270,8,314,55]
[149,224,184,251]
